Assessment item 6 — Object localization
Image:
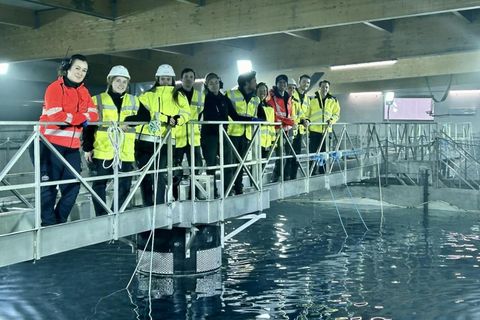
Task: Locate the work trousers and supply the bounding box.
[91,159,134,216]
[285,133,304,180]
[40,144,81,226]
[201,134,233,197]
[272,129,293,182]
[173,144,203,199]
[309,131,327,175]
[135,139,168,206]
[229,135,249,194]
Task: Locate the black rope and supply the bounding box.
[425,75,453,103]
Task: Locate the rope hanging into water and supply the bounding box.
[377,155,385,230]
[332,157,369,230]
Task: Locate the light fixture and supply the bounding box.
[449,90,480,94]
[0,63,9,75]
[236,60,252,74]
[330,59,397,71]
[349,91,382,96]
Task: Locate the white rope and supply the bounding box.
[378,154,384,230]
[103,122,125,170]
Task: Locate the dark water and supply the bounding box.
[1,199,480,320]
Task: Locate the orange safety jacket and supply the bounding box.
[266,88,294,130]
[39,77,98,149]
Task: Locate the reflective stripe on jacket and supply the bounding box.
[292,89,311,135]
[39,77,98,149]
[226,89,259,140]
[306,91,340,133]
[266,89,294,131]
[92,92,139,162]
[174,88,204,147]
[136,86,190,143]
[260,106,276,148]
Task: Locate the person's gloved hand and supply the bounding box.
[82,121,89,128]
[148,120,161,133]
[300,119,310,127]
[173,115,181,126]
[251,117,263,122]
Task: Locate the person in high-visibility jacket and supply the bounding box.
[82,65,150,216]
[174,68,205,200]
[266,74,295,182]
[305,79,341,174]
[226,71,263,195]
[39,54,98,226]
[286,74,311,180]
[256,82,276,161]
[136,64,190,205]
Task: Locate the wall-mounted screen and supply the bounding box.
[384,97,434,121]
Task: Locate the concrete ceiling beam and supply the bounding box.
[21,0,115,20]
[284,29,321,42]
[0,4,36,28]
[363,20,394,33]
[1,0,480,61]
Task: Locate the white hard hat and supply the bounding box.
[107,65,130,81]
[155,64,176,77]
[289,78,297,86]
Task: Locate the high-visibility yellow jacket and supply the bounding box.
[291,89,311,135]
[226,88,260,140]
[306,91,340,133]
[136,86,190,143]
[174,88,204,148]
[92,92,140,162]
[259,103,276,148]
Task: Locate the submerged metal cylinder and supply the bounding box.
[136,225,222,275]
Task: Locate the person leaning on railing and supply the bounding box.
[38,54,99,226]
[135,64,190,205]
[201,72,262,198]
[173,68,205,200]
[287,74,311,180]
[267,74,295,182]
[225,71,264,195]
[306,79,340,175]
[82,65,150,216]
[256,82,276,161]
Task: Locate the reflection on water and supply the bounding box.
[1,200,480,319]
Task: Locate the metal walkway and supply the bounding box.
[0,120,405,267]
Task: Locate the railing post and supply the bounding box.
[33,126,42,260]
[385,123,389,186]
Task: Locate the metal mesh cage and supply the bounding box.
[196,246,222,273]
[137,250,174,275]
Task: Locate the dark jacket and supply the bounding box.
[201,91,256,137]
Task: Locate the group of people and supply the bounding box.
[37,54,340,226]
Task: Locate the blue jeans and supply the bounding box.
[40,144,81,226]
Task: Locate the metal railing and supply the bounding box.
[0,120,388,266]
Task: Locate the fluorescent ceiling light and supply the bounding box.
[0,63,9,75]
[331,60,397,71]
[350,91,382,96]
[237,60,252,74]
[449,90,480,94]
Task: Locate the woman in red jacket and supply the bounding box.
[39,54,98,226]
[266,74,294,182]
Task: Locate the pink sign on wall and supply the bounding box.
[384,98,434,121]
